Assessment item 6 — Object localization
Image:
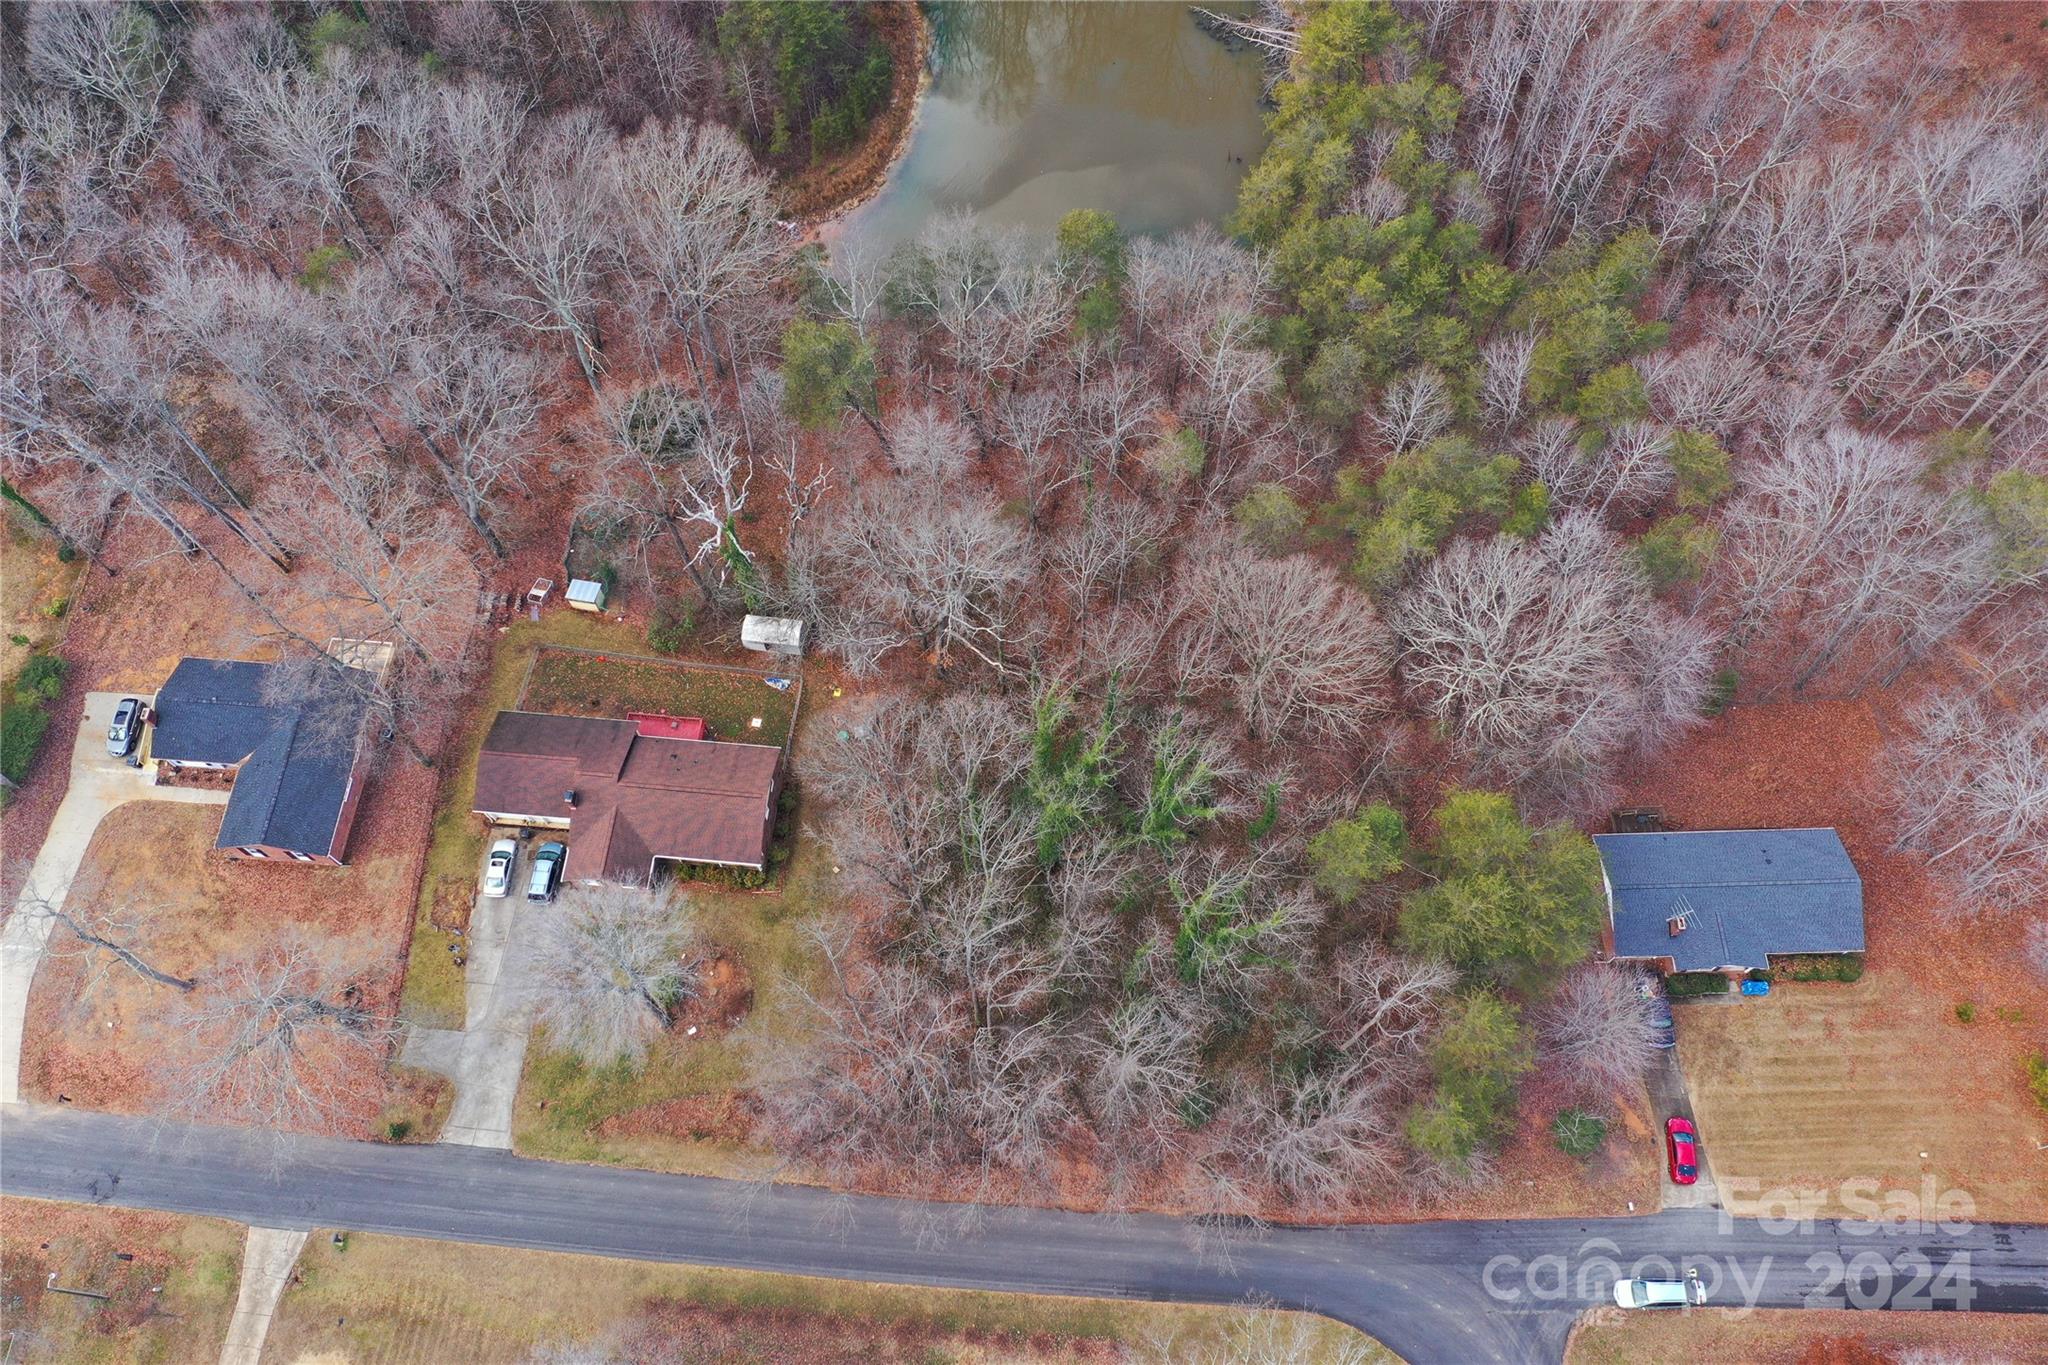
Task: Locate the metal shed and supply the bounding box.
[741,615,806,656]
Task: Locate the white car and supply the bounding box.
[482,839,518,898]
[1613,1276,1706,1309]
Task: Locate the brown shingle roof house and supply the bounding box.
[471,711,783,882]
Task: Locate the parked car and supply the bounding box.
[482,839,518,898]
[1613,1275,1706,1309]
[107,697,144,758]
[1666,1116,1700,1185]
[526,841,566,902]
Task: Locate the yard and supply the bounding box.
[0,1197,243,1365]
[1,512,82,692]
[513,827,832,1176]
[18,801,438,1138]
[1614,689,2048,1223]
[1676,973,2046,1221]
[262,1229,1392,1364]
[519,646,799,748]
[1569,1305,2048,1364]
[398,609,803,1030]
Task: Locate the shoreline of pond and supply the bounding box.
[777,2,934,229]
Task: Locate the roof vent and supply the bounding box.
[563,789,577,808]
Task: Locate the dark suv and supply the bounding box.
[107,697,144,758]
[526,841,566,902]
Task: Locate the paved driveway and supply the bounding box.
[400,831,538,1148]
[1649,1024,1720,1210]
[1,693,230,1103]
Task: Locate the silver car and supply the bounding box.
[482,839,518,898]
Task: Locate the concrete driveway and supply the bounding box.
[400,831,538,1148]
[1,692,230,1103]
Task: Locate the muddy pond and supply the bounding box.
[835,1,1269,249]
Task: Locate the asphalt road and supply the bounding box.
[4,1106,2044,1363]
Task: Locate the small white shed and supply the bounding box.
[741,614,806,656]
[565,578,608,613]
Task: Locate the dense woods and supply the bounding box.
[4,0,2043,1215]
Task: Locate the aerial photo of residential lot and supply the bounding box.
[1,2,2044,1363]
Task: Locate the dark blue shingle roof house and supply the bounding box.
[150,658,373,866]
[1592,828,1865,974]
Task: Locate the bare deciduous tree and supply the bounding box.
[1372,366,1453,454]
[166,932,400,1140]
[528,881,701,1067]
[1887,691,2048,914]
[1721,429,1997,693]
[1393,511,1718,801]
[809,480,1035,675]
[1533,963,1662,1091]
[1171,543,1393,742]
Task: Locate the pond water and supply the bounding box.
[834,1,1269,251]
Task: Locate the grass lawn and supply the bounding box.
[1569,1305,2048,1364]
[512,826,832,1176]
[264,1228,1394,1364]
[0,1197,243,1365]
[519,646,798,747]
[1675,972,2048,1221]
[400,613,800,1030]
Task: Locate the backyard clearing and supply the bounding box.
[1,515,81,691]
[0,1196,243,1365]
[1569,1304,2048,1364]
[518,645,799,747]
[17,800,428,1137]
[263,1229,1393,1364]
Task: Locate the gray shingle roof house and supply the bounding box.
[1593,828,1865,973]
[150,658,372,866]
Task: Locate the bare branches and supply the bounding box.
[1372,366,1453,454]
[1170,542,1393,743]
[164,932,399,1141]
[10,868,194,999]
[1887,690,2048,914]
[1393,512,1718,802]
[808,480,1036,676]
[1532,963,1662,1091]
[528,881,702,1067]
[1720,429,1997,693]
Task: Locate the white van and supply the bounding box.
[1612,1276,1706,1309]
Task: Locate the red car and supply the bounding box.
[1666,1116,1700,1185]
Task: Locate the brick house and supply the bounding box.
[149,657,373,866]
[470,710,783,883]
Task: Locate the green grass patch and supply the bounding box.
[518,647,797,748]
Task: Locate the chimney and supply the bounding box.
[1667,912,1690,937]
[563,789,577,808]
